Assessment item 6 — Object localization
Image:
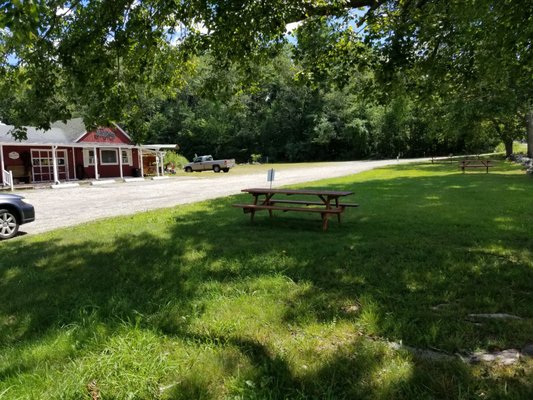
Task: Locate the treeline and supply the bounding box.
[1,1,530,157]
[136,49,502,163]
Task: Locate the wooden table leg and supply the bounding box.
[250,195,259,222]
[322,213,327,231]
[334,197,341,223]
[265,194,274,217]
[324,195,342,224]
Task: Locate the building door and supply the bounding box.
[31,149,69,182]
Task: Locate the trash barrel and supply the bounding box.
[132,167,141,177]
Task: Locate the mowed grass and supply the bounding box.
[0,161,532,399]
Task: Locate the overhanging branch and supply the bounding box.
[292,0,384,22]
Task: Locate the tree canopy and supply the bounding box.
[1,1,531,155]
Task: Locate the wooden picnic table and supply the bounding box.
[459,159,495,173]
[233,188,358,231]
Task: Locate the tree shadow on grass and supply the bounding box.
[165,335,400,399]
[286,171,533,344]
[0,170,531,397]
[163,332,532,399]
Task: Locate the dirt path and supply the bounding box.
[17,158,424,236]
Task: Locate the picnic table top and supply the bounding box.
[241,188,354,197]
[460,159,494,163]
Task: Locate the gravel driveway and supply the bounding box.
[16,159,423,236]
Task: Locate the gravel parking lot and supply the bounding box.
[16,159,423,236]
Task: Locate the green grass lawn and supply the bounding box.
[1,161,532,399]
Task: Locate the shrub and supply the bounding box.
[164,152,189,169]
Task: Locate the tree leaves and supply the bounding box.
[0,0,531,153]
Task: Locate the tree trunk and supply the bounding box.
[527,111,533,158]
[504,137,513,157]
[491,119,514,157]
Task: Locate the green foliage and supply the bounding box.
[0,163,532,398]
[294,16,374,88]
[369,0,533,155]
[163,151,188,169]
[144,52,497,162]
[250,153,262,163]
[494,141,528,155]
[1,0,531,156]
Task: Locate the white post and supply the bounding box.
[160,151,166,175]
[94,146,99,180]
[118,146,123,179]
[0,143,13,190]
[155,152,160,176]
[0,144,4,186]
[1,170,13,191]
[72,148,77,180]
[52,146,59,184]
[8,170,13,191]
[139,149,144,177]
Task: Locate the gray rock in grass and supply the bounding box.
[468,313,522,320]
[468,349,521,365]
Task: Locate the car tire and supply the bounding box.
[0,209,19,240]
[223,168,229,173]
[185,167,193,173]
[213,165,221,173]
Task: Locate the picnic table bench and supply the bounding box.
[459,159,495,173]
[233,188,358,231]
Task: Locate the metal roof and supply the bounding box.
[0,118,134,148]
[0,124,77,145]
[0,119,177,151]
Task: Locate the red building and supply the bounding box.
[0,118,167,187]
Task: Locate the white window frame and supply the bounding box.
[83,149,95,166]
[99,149,119,165]
[121,149,133,166]
[31,148,69,183]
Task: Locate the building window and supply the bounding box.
[121,149,132,165]
[83,149,95,166]
[100,149,118,165]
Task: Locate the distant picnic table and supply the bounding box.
[459,159,495,173]
[233,188,359,231]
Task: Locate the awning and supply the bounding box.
[140,144,179,151]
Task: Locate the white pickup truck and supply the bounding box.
[183,155,236,173]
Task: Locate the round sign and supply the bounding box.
[8,151,19,160]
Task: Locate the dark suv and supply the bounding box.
[0,193,35,240]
